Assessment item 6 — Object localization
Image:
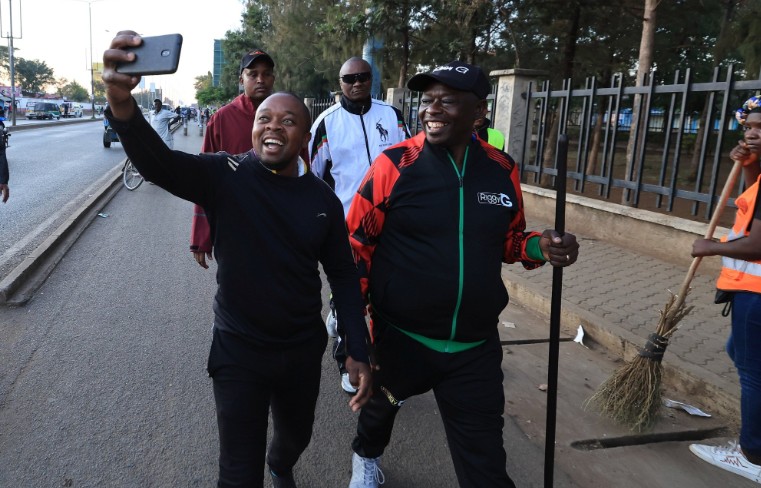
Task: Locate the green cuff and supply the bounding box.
[526,235,546,262]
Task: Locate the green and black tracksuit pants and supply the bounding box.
[351,321,517,488]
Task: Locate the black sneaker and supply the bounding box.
[270,469,297,488]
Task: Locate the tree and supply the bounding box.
[0,46,16,82]
[219,2,272,100]
[15,58,55,94]
[194,71,213,92]
[57,79,89,102]
[263,0,343,96]
[735,0,761,76]
[622,0,658,204]
[92,79,106,104]
[196,85,227,107]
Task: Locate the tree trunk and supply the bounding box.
[622,0,657,205]
[540,2,581,186]
[687,0,739,181]
[396,0,411,88]
[587,98,607,175]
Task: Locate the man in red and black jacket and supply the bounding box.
[345,61,580,488]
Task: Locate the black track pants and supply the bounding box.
[352,326,516,488]
[208,327,327,488]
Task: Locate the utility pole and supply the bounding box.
[1,0,21,127]
[72,0,104,118]
[87,1,95,118]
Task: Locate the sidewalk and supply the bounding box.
[501,221,740,422]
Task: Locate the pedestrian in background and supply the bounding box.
[345,61,579,488]
[689,96,761,485]
[189,49,276,270]
[102,31,372,488]
[149,98,179,149]
[474,112,505,150]
[0,140,8,203]
[309,56,409,394]
[0,98,8,203]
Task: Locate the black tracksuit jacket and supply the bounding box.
[106,102,369,363]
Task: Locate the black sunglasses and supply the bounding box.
[340,72,372,84]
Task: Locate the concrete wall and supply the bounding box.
[520,184,727,275]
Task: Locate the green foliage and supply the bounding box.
[194,72,213,92]
[208,0,761,99]
[196,85,227,107]
[92,79,106,104]
[15,58,55,94]
[220,2,272,100]
[735,0,761,77]
[57,79,89,102]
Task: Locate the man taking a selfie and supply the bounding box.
[102,31,372,488]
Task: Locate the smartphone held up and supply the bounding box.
[116,34,183,76]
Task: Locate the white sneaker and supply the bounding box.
[325,309,338,338]
[341,372,358,394]
[690,441,761,483]
[349,452,385,488]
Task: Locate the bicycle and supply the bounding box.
[122,158,144,190]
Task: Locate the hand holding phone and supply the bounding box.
[116,34,183,75]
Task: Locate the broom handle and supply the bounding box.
[671,158,743,315]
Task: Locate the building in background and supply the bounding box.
[213,39,224,87]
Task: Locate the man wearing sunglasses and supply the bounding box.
[309,57,410,395]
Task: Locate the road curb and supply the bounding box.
[0,163,124,306]
[501,269,741,424]
[6,117,102,133]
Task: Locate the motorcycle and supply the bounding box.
[0,117,9,148]
[103,117,120,148]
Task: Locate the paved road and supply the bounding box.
[0,118,121,277]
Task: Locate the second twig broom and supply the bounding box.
[586,158,743,432]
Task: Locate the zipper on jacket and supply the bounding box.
[445,146,469,352]
[359,105,373,165]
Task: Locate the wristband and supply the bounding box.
[526,236,547,262]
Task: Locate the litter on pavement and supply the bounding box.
[663,398,712,417]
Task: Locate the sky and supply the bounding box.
[2,0,246,105]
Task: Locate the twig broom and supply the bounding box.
[586,158,743,432]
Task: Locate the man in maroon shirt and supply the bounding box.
[190,49,276,268]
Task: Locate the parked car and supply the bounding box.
[60,102,84,118]
[26,102,61,120]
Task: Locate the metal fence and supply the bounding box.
[310,97,336,122]
[308,94,386,124]
[521,64,761,220]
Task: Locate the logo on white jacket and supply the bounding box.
[478,192,513,208]
[376,121,389,142]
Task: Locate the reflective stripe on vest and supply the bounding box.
[717,177,761,292]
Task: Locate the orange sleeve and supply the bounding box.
[502,160,544,268]
[346,153,400,299]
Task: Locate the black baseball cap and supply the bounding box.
[240,49,274,74]
[407,61,490,100]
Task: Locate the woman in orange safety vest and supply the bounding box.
[688,96,761,484]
